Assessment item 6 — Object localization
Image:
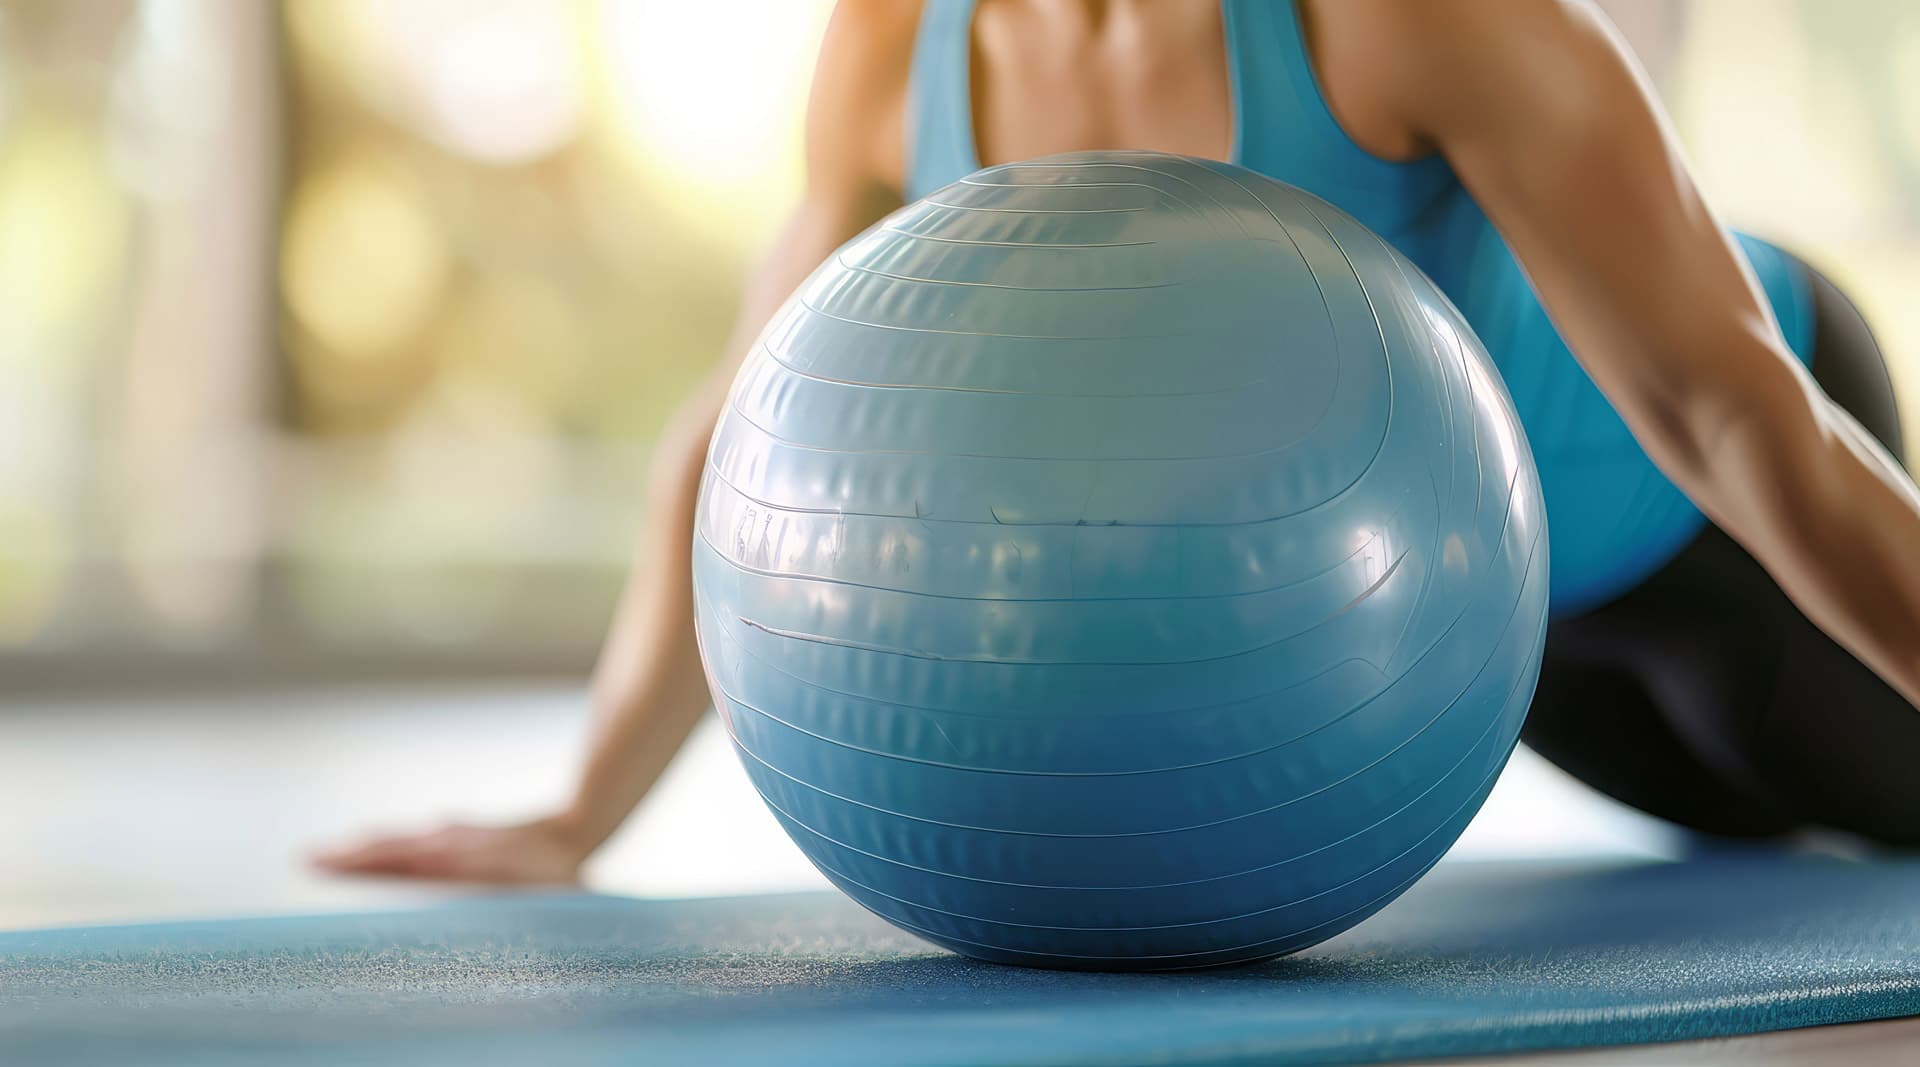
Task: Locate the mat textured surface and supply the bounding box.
[6,854,1920,1066]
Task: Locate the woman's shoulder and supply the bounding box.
[809,0,926,195]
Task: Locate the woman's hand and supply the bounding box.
[310,815,595,885]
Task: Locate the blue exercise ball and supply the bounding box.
[692,151,1550,970]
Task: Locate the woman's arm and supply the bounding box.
[1327,0,1920,706]
[312,0,913,883]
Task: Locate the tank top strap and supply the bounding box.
[1222,0,1455,243]
[905,0,982,201]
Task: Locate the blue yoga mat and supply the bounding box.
[6,853,1920,1066]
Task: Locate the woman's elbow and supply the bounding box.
[1614,338,1828,524]
[1665,361,1839,542]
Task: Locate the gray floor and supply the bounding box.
[1,684,1680,930]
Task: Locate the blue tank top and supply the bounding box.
[903,0,1815,616]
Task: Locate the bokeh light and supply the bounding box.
[0,106,130,644]
[0,113,130,357]
[410,3,586,165]
[595,0,829,237]
[281,152,449,407]
[305,0,588,166]
[427,271,589,419]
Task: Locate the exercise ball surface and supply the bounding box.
[693,151,1549,970]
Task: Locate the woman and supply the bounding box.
[316,0,1920,882]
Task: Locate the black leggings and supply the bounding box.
[1521,259,1920,846]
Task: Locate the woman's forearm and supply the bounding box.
[554,383,724,853]
[548,187,902,854]
[1778,400,1920,705]
[1695,371,1920,710]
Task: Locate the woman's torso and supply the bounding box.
[906,0,1457,252]
[896,0,1815,615]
